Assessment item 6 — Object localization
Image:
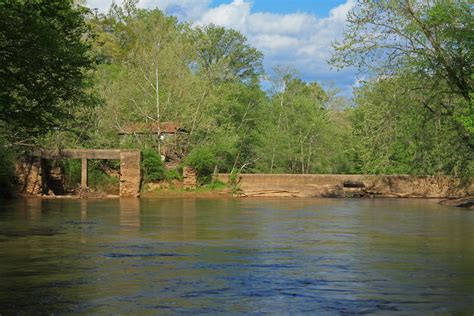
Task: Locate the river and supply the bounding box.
[0,198,473,314]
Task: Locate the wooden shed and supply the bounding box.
[118,122,187,161]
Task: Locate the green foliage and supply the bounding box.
[2,0,469,194]
[61,159,82,188]
[164,168,183,182]
[60,159,120,193]
[87,160,119,193]
[194,25,264,83]
[352,75,473,178]
[185,147,216,184]
[228,168,240,195]
[0,0,96,143]
[205,180,226,191]
[142,148,165,182]
[331,0,473,179]
[254,72,355,174]
[331,1,472,101]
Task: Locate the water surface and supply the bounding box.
[0,198,473,314]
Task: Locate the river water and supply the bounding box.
[0,198,473,314]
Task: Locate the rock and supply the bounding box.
[439,196,474,209]
[343,180,365,188]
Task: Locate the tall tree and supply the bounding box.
[352,75,473,176]
[0,0,96,142]
[331,0,473,177]
[331,0,472,102]
[194,25,264,84]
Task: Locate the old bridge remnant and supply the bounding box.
[19,149,141,198]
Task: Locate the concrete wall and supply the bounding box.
[120,151,141,197]
[215,174,473,198]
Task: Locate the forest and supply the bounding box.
[0,0,472,196]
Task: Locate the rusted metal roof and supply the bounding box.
[118,122,186,135]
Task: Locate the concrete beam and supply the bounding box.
[40,149,122,160]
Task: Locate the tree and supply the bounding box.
[331,0,473,177]
[89,4,267,168]
[0,0,96,142]
[255,71,355,174]
[194,25,264,84]
[331,0,472,102]
[352,75,473,177]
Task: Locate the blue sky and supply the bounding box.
[211,0,348,16]
[87,0,357,96]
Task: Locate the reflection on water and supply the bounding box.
[0,198,473,314]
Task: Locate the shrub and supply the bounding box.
[205,180,226,191]
[165,168,183,182]
[185,147,216,184]
[142,148,165,182]
[87,160,120,193]
[228,168,241,194]
[61,159,81,187]
[61,159,120,193]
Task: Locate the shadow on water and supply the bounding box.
[0,197,473,314]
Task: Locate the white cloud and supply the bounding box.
[247,12,316,36]
[198,0,250,31]
[86,0,211,20]
[86,0,357,95]
[139,0,211,20]
[252,34,300,52]
[86,0,112,12]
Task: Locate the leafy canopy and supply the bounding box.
[0,0,96,141]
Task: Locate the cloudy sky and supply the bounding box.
[86,0,357,95]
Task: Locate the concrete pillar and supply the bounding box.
[81,157,88,188]
[119,151,141,197]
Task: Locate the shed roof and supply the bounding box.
[118,122,186,135]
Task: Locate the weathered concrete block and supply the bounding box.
[120,151,141,197]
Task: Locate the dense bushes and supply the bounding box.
[185,147,216,184]
[142,148,165,182]
[60,159,120,193]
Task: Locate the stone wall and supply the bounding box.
[15,159,43,195]
[215,174,473,198]
[183,167,197,190]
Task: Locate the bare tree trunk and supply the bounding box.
[306,141,312,174]
[185,90,208,154]
[270,149,275,173]
[271,81,286,173]
[300,138,305,174]
[155,62,161,155]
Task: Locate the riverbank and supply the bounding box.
[12,172,473,208]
